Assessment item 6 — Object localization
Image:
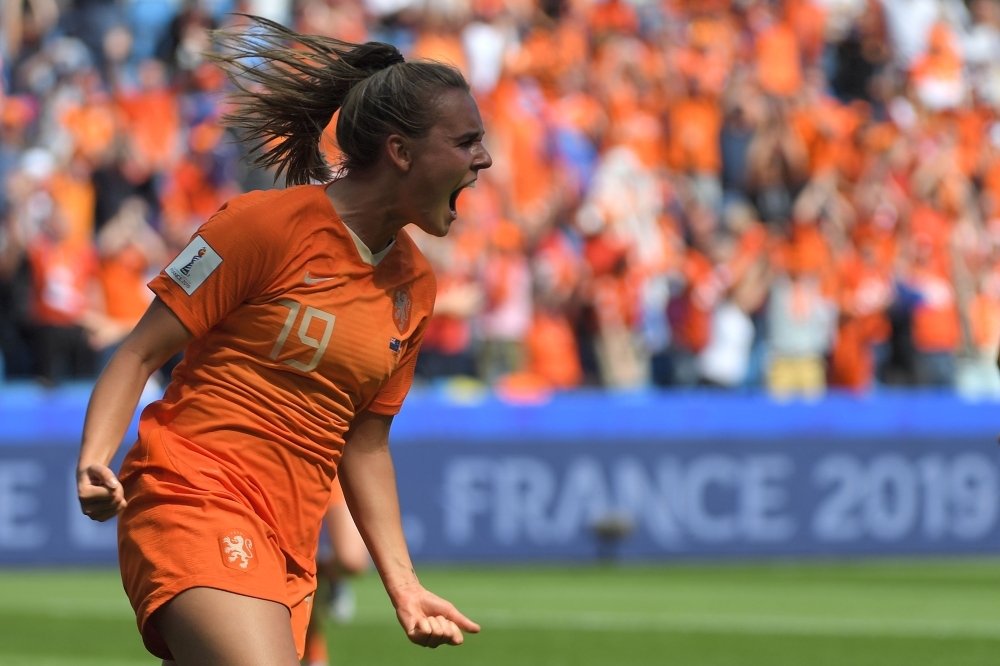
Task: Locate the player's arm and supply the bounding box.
[77,297,193,522]
[339,410,480,648]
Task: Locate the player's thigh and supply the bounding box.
[327,502,369,575]
[151,587,300,666]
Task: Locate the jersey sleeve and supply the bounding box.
[148,194,290,338]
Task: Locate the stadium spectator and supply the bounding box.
[80,196,164,369]
[2,0,1000,396]
[25,184,101,382]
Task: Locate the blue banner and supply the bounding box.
[393,436,1000,560]
[1,385,999,564]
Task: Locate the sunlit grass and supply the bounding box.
[2,559,999,665]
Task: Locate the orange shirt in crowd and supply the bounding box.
[677,16,737,97]
[509,23,588,91]
[117,88,180,171]
[954,108,988,177]
[134,184,435,569]
[411,30,469,79]
[755,21,802,97]
[829,250,893,389]
[792,97,861,177]
[983,151,1000,203]
[910,22,963,89]
[492,79,554,219]
[909,203,953,274]
[50,169,96,244]
[727,221,769,281]
[671,249,716,353]
[968,291,1000,353]
[27,237,99,327]
[161,157,234,234]
[100,245,153,324]
[609,103,666,169]
[667,95,723,174]
[61,96,117,162]
[909,265,961,352]
[525,310,583,388]
[785,0,827,65]
[773,223,835,294]
[588,0,639,38]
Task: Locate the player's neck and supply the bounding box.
[324,174,405,254]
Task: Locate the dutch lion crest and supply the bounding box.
[392,286,412,334]
[219,530,257,571]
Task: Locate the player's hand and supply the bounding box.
[391,582,480,648]
[77,463,127,522]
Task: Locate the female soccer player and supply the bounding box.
[76,16,490,666]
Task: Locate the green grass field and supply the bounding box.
[1,559,999,665]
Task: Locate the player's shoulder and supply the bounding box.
[208,185,331,244]
[217,185,327,222]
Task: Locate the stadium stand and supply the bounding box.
[1,0,1000,398]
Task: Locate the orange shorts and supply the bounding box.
[117,427,317,661]
[329,475,346,508]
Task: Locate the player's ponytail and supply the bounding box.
[209,15,468,186]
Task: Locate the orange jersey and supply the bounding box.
[129,183,435,568]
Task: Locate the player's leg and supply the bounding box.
[302,571,332,666]
[301,486,370,664]
[327,492,370,623]
[151,587,300,666]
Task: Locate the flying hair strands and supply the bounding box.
[207,15,406,185]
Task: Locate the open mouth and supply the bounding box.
[449,180,476,215]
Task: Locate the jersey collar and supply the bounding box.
[342,220,394,266]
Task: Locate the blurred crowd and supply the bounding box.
[3,0,1000,398]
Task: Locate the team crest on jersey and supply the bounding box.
[219,530,257,571]
[392,286,412,334]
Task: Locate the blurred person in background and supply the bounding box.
[697,201,771,388]
[411,211,485,383]
[477,218,532,383]
[80,197,165,371]
[765,178,841,398]
[765,255,838,398]
[745,97,808,228]
[664,205,721,387]
[955,258,1000,398]
[2,0,1000,396]
[0,211,33,380]
[26,187,101,383]
[302,479,370,666]
[521,219,585,390]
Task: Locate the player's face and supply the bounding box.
[406,89,492,237]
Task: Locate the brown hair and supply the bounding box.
[208,15,469,185]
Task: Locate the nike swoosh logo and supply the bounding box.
[304,272,336,285]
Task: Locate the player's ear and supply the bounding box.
[386,134,412,173]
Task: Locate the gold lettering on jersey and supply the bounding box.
[270,299,337,373]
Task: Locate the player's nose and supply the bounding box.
[473,144,492,171]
